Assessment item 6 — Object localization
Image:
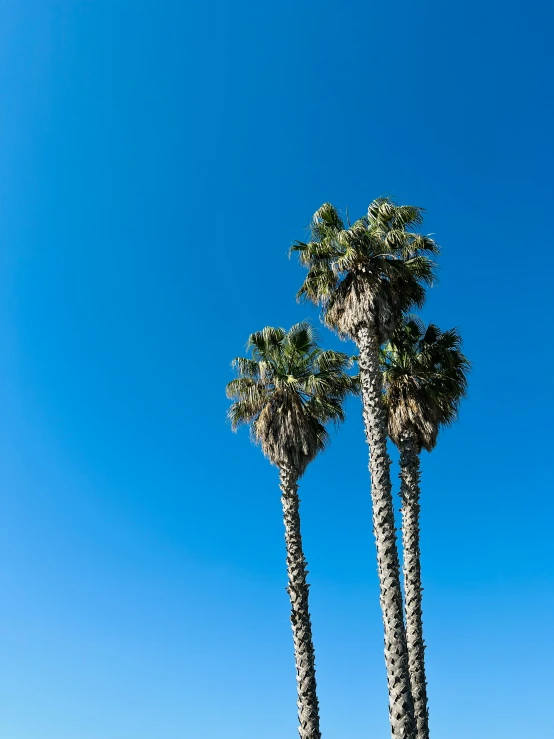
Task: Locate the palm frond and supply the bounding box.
[247,326,286,360]
[230,357,260,379]
[311,202,344,233]
[285,321,316,354]
[297,263,337,304]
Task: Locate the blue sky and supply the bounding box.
[1,1,553,737]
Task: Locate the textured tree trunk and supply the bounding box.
[398,430,430,739]
[279,464,322,739]
[356,325,416,739]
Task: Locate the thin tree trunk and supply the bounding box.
[398,431,430,739]
[279,464,322,739]
[356,325,416,739]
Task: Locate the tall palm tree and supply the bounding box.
[226,322,356,739]
[382,317,470,739]
[292,199,438,739]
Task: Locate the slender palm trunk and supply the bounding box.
[398,431,429,739]
[279,464,322,739]
[356,325,416,739]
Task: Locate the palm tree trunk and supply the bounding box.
[398,430,430,739]
[279,464,322,739]
[356,325,416,739]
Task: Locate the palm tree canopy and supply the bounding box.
[381,316,470,452]
[292,199,439,342]
[226,322,357,476]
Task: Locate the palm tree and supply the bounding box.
[226,322,357,739]
[382,317,470,739]
[292,199,438,739]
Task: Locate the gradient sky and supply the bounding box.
[1,1,553,737]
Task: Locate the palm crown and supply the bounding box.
[226,322,357,476]
[381,316,470,452]
[292,199,439,342]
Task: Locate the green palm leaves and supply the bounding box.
[292,198,439,342]
[226,322,356,476]
[382,317,470,451]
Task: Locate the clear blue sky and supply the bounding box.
[1,1,553,737]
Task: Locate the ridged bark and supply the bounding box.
[279,464,322,739]
[356,325,416,739]
[399,431,429,739]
